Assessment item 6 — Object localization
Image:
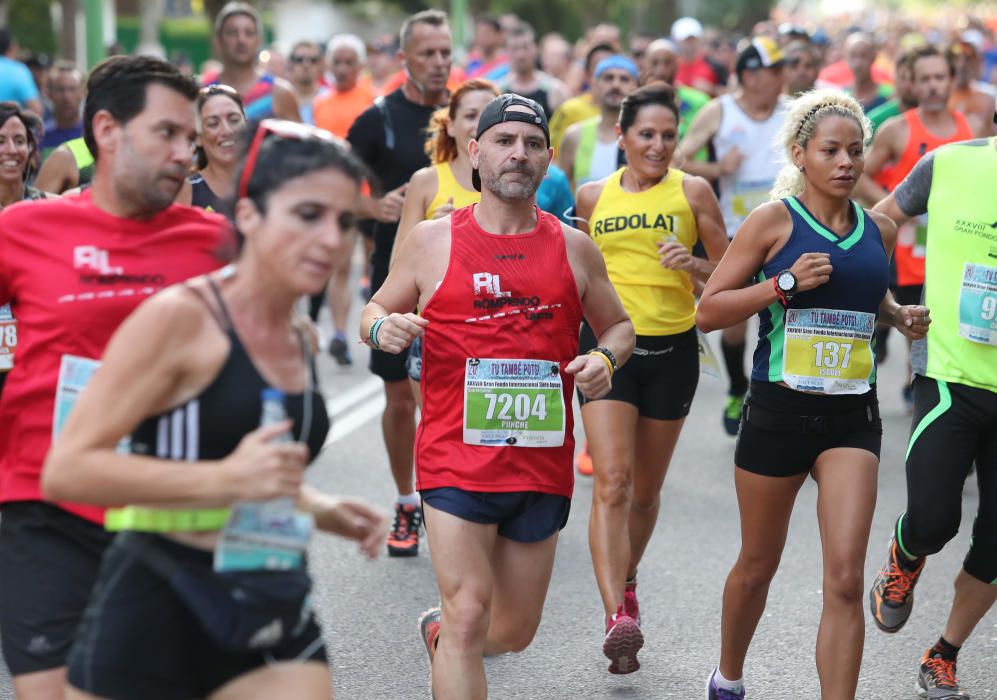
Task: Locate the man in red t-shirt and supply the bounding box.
[0,55,230,698]
[672,16,722,96]
[360,95,634,700]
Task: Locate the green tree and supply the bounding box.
[9,0,57,56]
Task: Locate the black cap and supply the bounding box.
[472,94,549,192]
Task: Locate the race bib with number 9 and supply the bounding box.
[463,358,566,447]
[0,304,15,372]
[958,263,997,346]
[782,308,876,394]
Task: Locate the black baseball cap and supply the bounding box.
[472,94,550,192]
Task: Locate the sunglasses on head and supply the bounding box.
[238,119,340,199]
[200,84,240,97]
[290,55,320,64]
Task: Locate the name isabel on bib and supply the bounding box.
[463,358,566,448]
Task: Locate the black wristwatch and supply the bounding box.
[776,269,798,300]
[590,345,618,372]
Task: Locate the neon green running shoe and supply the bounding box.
[723,394,745,436]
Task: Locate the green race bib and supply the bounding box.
[463,358,566,448]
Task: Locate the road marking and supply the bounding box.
[324,376,386,445]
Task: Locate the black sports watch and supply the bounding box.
[590,346,619,372]
[776,269,798,299]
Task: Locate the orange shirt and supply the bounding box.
[313,78,376,139]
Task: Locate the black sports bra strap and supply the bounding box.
[290,327,320,387]
[183,282,229,332]
[205,277,236,330]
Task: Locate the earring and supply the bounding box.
[797,164,805,173]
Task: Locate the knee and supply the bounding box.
[630,486,660,513]
[594,468,632,509]
[488,622,538,654]
[442,594,491,650]
[905,511,960,556]
[824,565,865,605]
[384,383,416,416]
[733,553,781,592]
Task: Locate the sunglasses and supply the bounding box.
[238,119,340,199]
[290,55,320,65]
[200,84,240,97]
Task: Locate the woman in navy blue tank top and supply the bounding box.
[697,90,931,699]
[43,122,390,699]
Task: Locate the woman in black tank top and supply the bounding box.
[177,85,246,218]
[43,121,389,699]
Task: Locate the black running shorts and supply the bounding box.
[578,323,699,420]
[735,380,882,477]
[67,534,326,699]
[0,501,114,675]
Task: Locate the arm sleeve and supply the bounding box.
[893,151,934,218]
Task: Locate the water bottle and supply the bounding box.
[255,388,296,530]
[260,388,293,443]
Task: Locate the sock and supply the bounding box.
[929,637,960,662]
[397,492,420,507]
[713,668,743,692]
[625,573,637,586]
[721,341,748,396]
[333,330,347,342]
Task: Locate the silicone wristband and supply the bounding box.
[368,317,386,350]
[588,350,615,375]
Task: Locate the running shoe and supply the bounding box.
[723,394,745,436]
[418,606,441,663]
[705,669,745,700]
[328,337,353,366]
[602,604,643,675]
[916,650,970,699]
[387,502,422,557]
[576,441,593,476]
[624,577,641,627]
[869,536,925,633]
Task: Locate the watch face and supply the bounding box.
[777,272,795,291]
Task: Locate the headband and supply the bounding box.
[594,55,639,80]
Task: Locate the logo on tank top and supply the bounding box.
[71,245,167,287]
[472,272,511,298]
[592,213,678,237]
[74,246,123,275]
[467,271,558,321]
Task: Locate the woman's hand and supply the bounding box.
[788,252,833,292]
[219,421,307,502]
[658,240,696,271]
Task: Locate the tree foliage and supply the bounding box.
[9,0,57,56]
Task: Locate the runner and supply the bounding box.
[176,84,247,216]
[34,134,93,194]
[496,23,568,120]
[573,83,728,674]
[359,94,634,700]
[559,54,638,192]
[856,44,974,409]
[844,32,893,113]
[392,79,498,397]
[41,119,389,700]
[348,8,452,557]
[783,41,820,97]
[548,43,615,152]
[867,47,920,134]
[39,61,84,159]
[201,2,300,122]
[641,39,711,142]
[0,54,233,700]
[0,102,49,400]
[287,40,326,125]
[676,37,789,435]
[696,89,929,700]
[867,98,997,700]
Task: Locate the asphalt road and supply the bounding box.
[1,298,994,700]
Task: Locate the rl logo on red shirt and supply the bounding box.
[73,246,124,275]
[472,272,511,298]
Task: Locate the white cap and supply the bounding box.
[671,17,704,42]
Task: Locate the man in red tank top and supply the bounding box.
[360,94,634,700]
[0,56,231,698]
[855,44,976,406]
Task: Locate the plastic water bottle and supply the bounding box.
[260,388,293,443]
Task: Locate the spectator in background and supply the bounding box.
[465,14,507,79]
[201,2,300,121]
[367,35,401,95]
[549,42,615,151]
[629,30,657,75]
[783,41,821,96]
[288,40,326,125]
[496,23,568,119]
[540,32,574,84]
[314,34,375,139]
[672,17,722,96]
[844,32,893,112]
[0,29,42,116]
[39,61,84,159]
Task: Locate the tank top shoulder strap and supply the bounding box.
[205,277,236,330]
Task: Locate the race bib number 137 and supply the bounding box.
[463,358,566,447]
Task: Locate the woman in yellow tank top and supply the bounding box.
[573,83,729,674]
[391,79,498,401]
